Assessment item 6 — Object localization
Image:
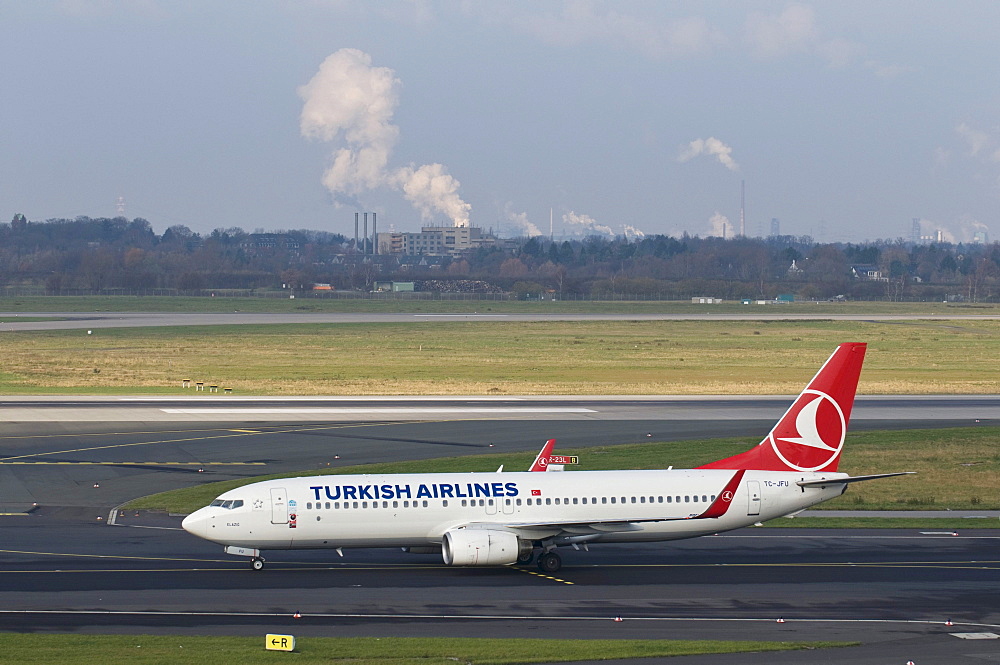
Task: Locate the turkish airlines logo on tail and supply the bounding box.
[769,389,846,472]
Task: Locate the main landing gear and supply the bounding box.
[536,551,561,574]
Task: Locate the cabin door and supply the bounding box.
[270,487,288,524]
[746,480,761,516]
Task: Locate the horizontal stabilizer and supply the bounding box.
[796,472,915,488]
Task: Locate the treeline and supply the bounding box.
[2,214,999,301]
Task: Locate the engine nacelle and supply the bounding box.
[442,528,520,566]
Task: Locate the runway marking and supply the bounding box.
[0,420,429,462]
[513,567,574,585]
[0,609,995,630]
[0,461,264,465]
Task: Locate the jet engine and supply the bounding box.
[442,528,520,566]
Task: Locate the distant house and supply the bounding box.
[851,265,888,282]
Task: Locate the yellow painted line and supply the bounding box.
[229,429,260,433]
[0,461,265,465]
[514,567,574,585]
[0,420,430,462]
[0,513,29,516]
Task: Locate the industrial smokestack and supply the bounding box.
[355,212,359,252]
[740,180,745,237]
[364,212,369,255]
[373,212,377,255]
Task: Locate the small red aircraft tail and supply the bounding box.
[698,342,866,473]
[529,439,557,472]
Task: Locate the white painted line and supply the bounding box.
[0,610,993,630]
[951,632,1000,639]
[159,407,596,415]
[413,314,510,317]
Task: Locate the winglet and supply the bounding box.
[529,439,557,472]
[693,469,746,519]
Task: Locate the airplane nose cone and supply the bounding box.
[181,509,209,539]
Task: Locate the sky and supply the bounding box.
[3,1,1000,244]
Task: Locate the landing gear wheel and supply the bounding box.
[251,557,265,571]
[516,549,535,566]
[537,551,561,574]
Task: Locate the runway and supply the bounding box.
[3,309,1000,332]
[1,398,999,663]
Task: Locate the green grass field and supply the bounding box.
[124,426,1000,516]
[3,317,1000,394]
[0,635,852,665]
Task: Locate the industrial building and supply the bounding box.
[377,226,501,257]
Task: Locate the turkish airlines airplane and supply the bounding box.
[182,342,910,573]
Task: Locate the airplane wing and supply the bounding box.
[472,470,748,536]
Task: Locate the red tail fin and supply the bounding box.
[698,343,866,473]
[529,439,557,472]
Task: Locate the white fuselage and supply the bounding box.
[181,468,847,551]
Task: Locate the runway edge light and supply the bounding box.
[265,634,295,652]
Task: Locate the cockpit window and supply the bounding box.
[210,499,244,509]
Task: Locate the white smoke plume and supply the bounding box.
[563,211,614,236]
[622,224,646,239]
[708,211,730,237]
[503,205,543,237]
[678,137,739,171]
[298,48,473,227]
[392,163,471,227]
[299,49,399,198]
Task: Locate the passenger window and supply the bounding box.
[461,500,467,507]
[640,497,646,504]
[667,496,672,503]
[610,497,616,504]
[702,495,708,502]
[352,502,359,509]
[422,501,428,507]
[306,502,312,510]
[325,502,331,509]
[602,497,608,504]
[404,501,409,508]
[443,500,449,508]
[573,498,578,505]
[516,499,521,506]
[684,496,690,503]
[554,498,561,505]
[545,498,552,506]
[631,497,636,504]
